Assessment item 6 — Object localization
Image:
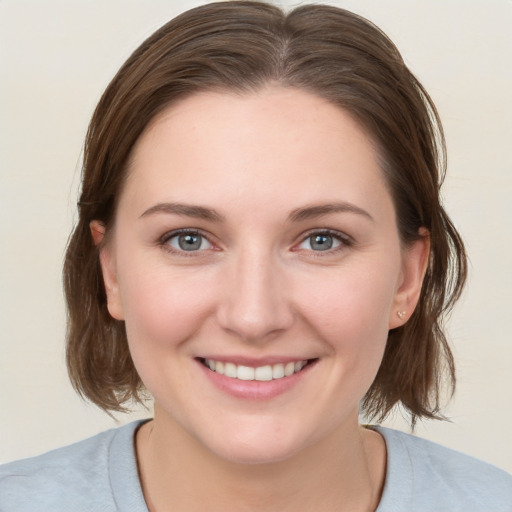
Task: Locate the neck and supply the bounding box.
[136,409,386,512]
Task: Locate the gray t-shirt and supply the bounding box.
[1,420,511,511]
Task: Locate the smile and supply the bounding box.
[201,358,311,381]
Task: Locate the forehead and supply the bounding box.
[122,87,392,221]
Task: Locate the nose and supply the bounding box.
[216,248,294,343]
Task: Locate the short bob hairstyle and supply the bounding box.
[64,1,466,424]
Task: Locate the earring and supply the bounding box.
[397,311,406,319]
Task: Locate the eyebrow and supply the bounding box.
[140,202,225,222]
[139,201,373,223]
[288,202,374,223]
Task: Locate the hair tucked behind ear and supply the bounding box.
[64,1,466,422]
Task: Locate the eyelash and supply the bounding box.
[159,228,215,257]
[294,229,353,256]
[158,228,353,256]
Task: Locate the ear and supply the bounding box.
[90,220,124,321]
[388,228,430,329]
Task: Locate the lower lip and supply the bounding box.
[196,359,316,400]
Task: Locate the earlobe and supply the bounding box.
[89,221,125,321]
[389,229,430,329]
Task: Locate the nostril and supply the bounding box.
[215,276,294,341]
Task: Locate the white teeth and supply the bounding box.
[284,362,295,377]
[237,365,255,380]
[204,359,310,381]
[224,362,237,378]
[254,365,273,381]
[272,363,285,379]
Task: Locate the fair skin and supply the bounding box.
[92,87,429,512]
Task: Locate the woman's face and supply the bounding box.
[99,87,427,464]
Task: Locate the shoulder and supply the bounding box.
[374,426,512,512]
[0,420,148,512]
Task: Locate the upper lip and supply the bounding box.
[197,355,316,367]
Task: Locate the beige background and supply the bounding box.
[1,1,511,472]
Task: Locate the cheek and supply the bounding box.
[293,259,399,363]
[118,263,222,404]
[118,262,217,355]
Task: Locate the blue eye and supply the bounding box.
[166,232,212,252]
[298,232,344,252]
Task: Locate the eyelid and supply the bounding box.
[157,227,353,256]
[293,228,354,253]
[159,228,217,255]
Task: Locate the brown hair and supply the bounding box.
[64,1,467,424]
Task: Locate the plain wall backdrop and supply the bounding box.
[1,0,511,472]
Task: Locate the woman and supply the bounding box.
[1,2,510,511]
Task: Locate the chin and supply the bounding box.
[201,418,318,466]
[212,437,302,466]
